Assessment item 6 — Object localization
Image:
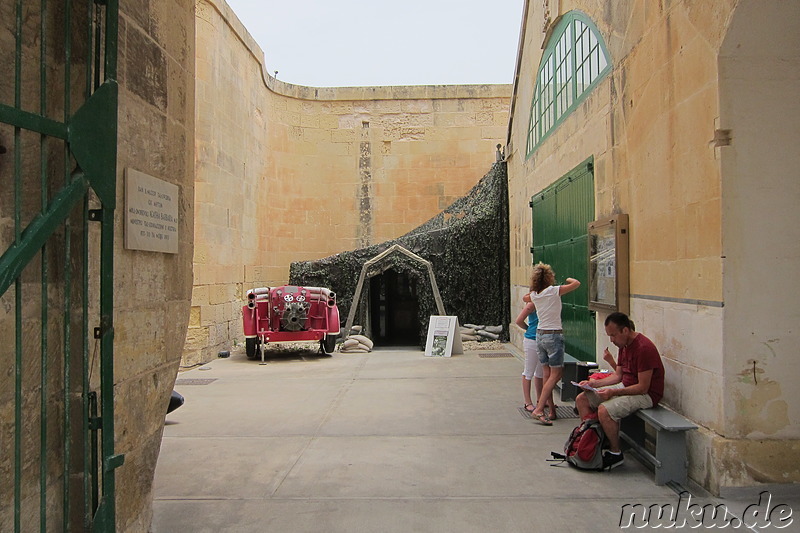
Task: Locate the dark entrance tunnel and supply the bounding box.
[369,269,419,346]
[289,163,511,348]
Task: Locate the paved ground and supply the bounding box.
[151,345,797,532]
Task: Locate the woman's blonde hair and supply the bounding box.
[529,262,555,293]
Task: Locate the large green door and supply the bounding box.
[530,157,595,360]
[0,1,121,531]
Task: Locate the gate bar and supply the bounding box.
[14,0,23,528]
[40,0,50,529]
[63,1,75,528]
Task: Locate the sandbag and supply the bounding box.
[484,325,503,334]
[476,330,499,340]
[459,328,477,335]
[461,334,480,341]
[349,334,374,350]
[342,338,359,348]
[341,347,369,353]
[463,323,483,330]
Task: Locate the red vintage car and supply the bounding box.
[242,285,340,359]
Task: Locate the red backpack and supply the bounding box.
[551,413,606,471]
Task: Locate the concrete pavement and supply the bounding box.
[151,345,790,532]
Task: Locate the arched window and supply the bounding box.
[527,12,611,156]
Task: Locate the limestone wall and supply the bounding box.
[507,0,799,492]
[186,0,511,364]
[510,0,720,421]
[113,0,196,530]
[0,1,195,531]
[716,0,800,488]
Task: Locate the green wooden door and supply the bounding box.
[530,157,595,360]
[0,1,122,531]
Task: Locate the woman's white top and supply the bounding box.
[529,285,562,330]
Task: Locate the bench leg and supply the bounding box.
[654,430,688,485]
[560,361,578,402]
[620,416,645,446]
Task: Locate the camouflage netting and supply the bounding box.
[289,162,510,348]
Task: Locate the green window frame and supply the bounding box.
[527,12,611,156]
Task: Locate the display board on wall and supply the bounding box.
[125,168,179,253]
[424,316,463,357]
[588,214,629,314]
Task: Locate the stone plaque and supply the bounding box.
[125,168,179,253]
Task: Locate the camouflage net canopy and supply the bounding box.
[289,162,510,348]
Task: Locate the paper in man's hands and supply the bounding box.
[571,380,599,393]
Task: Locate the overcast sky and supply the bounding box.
[224,0,525,88]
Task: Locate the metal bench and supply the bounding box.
[619,405,698,486]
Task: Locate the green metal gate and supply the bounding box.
[530,157,595,360]
[0,1,122,531]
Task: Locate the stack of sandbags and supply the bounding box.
[460,325,480,342]
[461,324,502,342]
[339,325,374,353]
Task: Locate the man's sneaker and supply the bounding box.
[602,450,624,470]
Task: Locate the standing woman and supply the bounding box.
[514,302,555,417]
[525,262,580,425]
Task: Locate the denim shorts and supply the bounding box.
[536,333,565,367]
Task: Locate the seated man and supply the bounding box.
[575,312,664,470]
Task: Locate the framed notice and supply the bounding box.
[125,168,179,253]
[424,316,463,357]
[588,214,629,314]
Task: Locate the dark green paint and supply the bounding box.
[68,81,119,208]
[0,175,89,297]
[0,104,69,139]
[1,1,120,530]
[531,157,596,360]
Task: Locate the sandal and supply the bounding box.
[524,403,535,413]
[532,412,553,426]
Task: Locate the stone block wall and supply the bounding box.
[715,0,800,489]
[185,0,511,364]
[113,0,196,530]
[508,0,728,482]
[0,1,195,531]
[507,0,800,493]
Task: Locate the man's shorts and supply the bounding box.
[585,383,653,421]
[535,333,564,368]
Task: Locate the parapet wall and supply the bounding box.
[186,0,511,364]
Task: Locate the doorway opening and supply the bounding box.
[369,269,419,346]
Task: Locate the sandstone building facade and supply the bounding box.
[3,0,798,531]
[507,0,799,493]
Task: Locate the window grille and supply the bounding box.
[527,12,611,156]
